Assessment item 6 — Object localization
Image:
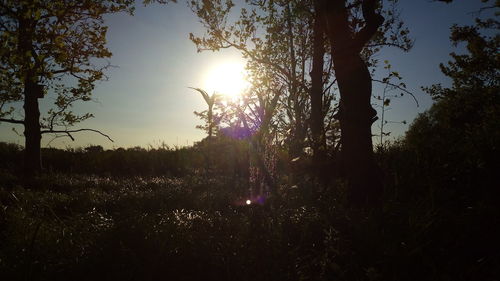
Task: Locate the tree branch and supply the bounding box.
[372,79,419,107]
[352,0,385,53]
[0,118,25,125]
[323,78,338,95]
[41,128,114,142]
[468,5,499,16]
[366,42,411,51]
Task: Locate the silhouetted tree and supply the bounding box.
[189,87,219,138]
[188,0,412,204]
[316,0,413,205]
[0,0,133,175]
[310,3,327,183]
[406,0,499,194]
[188,1,330,161]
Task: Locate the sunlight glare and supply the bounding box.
[204,61,249,99]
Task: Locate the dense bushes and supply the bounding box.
[0,138,252,178]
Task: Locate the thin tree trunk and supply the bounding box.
[310,6,326,184]
[286,3,303,161]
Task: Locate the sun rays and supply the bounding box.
[204,61,250,100]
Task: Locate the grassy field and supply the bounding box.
[1,165,498,281]
[0,172,337,281]
[0,137,499,281]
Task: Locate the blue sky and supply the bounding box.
[0,0,488,148]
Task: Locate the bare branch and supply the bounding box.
[372,79,419,107]
[323,78,338,95]
[366,42,411,50]
[468,5,499,16]
[0,118,25,125]
[41,128,114,142]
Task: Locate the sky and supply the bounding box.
[0,0,489,149]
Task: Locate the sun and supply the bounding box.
[204,61,249,99]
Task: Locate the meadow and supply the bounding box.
[0,140,498,281]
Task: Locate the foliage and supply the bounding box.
[189,87,220,138]
[0,140,250,179]
[188,0,413,159]
[407,1,499,195]
[1,1,499,281]
[372,61,412,146]
[1,143,499,281]
[0,0,134,137]
[374,6,500,279]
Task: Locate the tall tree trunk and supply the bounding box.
[23,80,42,175]
[310,6,326,184]
[334,56,381,206]
[19,15,42,176]
[318,0,384,206]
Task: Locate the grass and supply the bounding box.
[0,144,498,281]
[0,173,337,281]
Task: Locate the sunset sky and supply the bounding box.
[0,0,486,149]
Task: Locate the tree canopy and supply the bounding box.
[188,0,413,204]
[0,0,134,173]
[406,1,499,192]
[0,0,134,132]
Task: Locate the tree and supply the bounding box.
[310,3,327,183]
[188,0,411,204]
[315,0,382,205]
[0,0,134,175]
[314,0,413,205]
[407,0,499,191]
[189,87,219,138]
[189,0,325,188]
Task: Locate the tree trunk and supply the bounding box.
[285,3,304,161]
[310,6,326,184]
[23,80,42,175]
[334,55,382,206]
[319,0,383,206]
[19,15,42,176]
